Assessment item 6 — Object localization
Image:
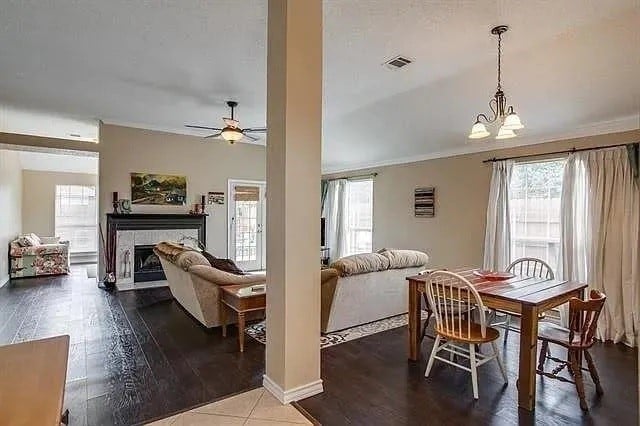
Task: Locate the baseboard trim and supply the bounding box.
[262,375,324,404]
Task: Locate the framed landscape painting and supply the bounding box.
[131,173,187,205]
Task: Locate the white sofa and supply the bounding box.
[154,242,266,328]
[321,249,429,333]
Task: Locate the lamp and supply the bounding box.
[469,121,490,139]
[468,26,524,140]
[221,126,244,143]
[496,126,516,140]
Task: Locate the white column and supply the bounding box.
[263,0,323,403]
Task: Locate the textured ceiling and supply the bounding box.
[0,1,638,171]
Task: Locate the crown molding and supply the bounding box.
[321,114,640,174]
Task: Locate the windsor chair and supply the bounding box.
[423,270,507,399]
[492,257,555,342]
[536,289,606,411]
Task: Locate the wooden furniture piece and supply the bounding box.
[407,268,586,411]
[537,289,606,411]
[220,283,266,352]
[423,271,507,399]
[0,335,70,425]
[493,257,555,342]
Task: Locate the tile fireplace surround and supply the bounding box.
[106,214,206,291]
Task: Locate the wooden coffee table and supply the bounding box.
[220,283,266,352]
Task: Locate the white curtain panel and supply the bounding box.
[322,179,348,262]
[561,147,639,346]
[559,154,590,326]
[483,160,514,271]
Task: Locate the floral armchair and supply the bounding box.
[9,234,70,278]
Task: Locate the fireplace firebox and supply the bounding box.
[134,245,165,282]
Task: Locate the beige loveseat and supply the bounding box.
[154,242,266,328]
[321,249,429,333]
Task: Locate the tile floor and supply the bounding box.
[147,388,312,425]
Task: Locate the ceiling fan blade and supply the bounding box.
[223,118,240,128]
[204,132,222,139]
[243,133,260,142]
[243,127,267,133]
[186,124,223,131]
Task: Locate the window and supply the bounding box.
[509,160,565,273]
[345,179,373,255]
[55,185,97,254]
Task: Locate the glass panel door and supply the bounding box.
[228,181,266,271]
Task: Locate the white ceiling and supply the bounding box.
[0,1,638,172]
[18,151,98,174]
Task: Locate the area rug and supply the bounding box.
[245,311,429,349]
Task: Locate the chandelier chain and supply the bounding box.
[497,32,502,90]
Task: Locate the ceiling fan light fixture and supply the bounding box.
[221,126,243,142]
[496,126,516,140]
[503,111,524,130]
[468,121,490,139]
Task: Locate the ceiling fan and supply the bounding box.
[186,101,267,143]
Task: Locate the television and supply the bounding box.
[320,217,326,247]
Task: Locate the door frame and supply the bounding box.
[227,179,267,270]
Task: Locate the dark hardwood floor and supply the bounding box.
[299,325,638,425]
[0,267,265,426]
[2,268,636,425]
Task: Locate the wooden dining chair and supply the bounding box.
[423,270,507,399]
[536,289,606,411]
[492,257,555,342]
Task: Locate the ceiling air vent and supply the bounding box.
[384,55,413,70]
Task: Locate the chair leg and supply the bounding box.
[570,350,588,411]
[420,310,432,343]
[567,349,575,377]
[584,350,604,396]
[469,343,479,399]
[491,340,508,383]
[538,340,549,371]
[503,314,511,343]
[424,335,441,378]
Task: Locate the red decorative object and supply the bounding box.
[473,269,515,281]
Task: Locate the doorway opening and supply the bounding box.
[228,179,266,271]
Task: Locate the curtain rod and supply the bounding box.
[482,142,637,164]
[323,172,378,182]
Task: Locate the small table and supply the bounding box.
[0,335,70,425]
[220,284,266,352]
[407,268,586,411]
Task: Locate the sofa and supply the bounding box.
[321,249,429,333]
[9,234,70,278]
[154,242,266,328]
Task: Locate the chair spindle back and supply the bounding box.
[568,289,606,347]
[425,270,486,339]
[507,257,555,279]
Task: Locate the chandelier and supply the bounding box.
[468,25,524,140]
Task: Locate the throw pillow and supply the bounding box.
[201,251,245,275]
[29,233,42,245]
[16,236,33,247]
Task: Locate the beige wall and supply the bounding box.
[99,123,266,256]
[325,129,640,269]
[0,149,22,285]
[22,170,98,237]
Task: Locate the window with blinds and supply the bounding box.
[55,185,98,254]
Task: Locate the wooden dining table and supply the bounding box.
[406,268,587,411]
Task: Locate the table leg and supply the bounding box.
[238,312,246,352]
[221,303,227,337]
[408,280,421,361]
[518,304,539,411]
